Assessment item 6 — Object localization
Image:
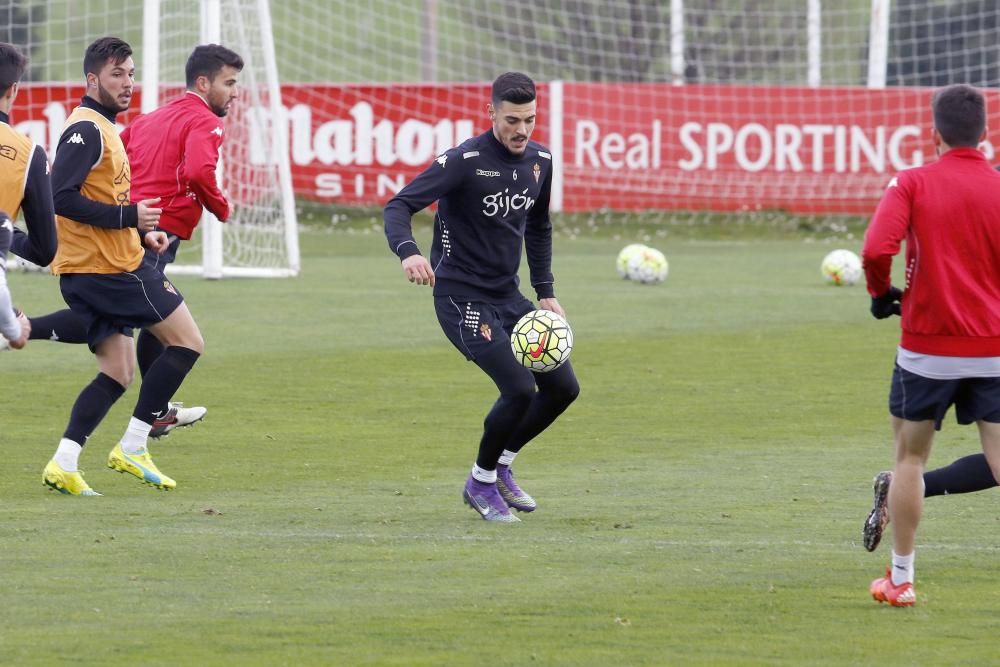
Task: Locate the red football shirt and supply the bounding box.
[121,92,229,239]
[863,147,1000,356]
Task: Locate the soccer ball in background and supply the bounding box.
[627,246,669,284]
[511,309,573,373]
[616,243,649,279]
[821,249,862,286]
[6,255,48,273]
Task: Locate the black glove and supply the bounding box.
[870,286,902,319]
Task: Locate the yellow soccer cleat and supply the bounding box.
[42,460,103,496]
[107,443,176,490]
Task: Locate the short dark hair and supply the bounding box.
[0,42,28,98]
[83,37,132,78]
[932,84,986,148]
[185,44,244,88]
[491,72,536,105]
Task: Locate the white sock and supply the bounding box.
[53,438,82,472]
[120,417,152,455]
[498,450,517,467]
[471,464,497,484]
[891,550,915,586]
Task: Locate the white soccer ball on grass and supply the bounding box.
[616,243,648,279]
[626,246,669,284]
[821,249,862,286]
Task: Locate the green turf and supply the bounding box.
[1,226,997,666]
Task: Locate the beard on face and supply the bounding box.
[96,81,130,112]
[207,91,231,117]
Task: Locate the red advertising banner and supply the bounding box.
[12,82,999,215]
[558,83,1000,214]
[268,84,518,204]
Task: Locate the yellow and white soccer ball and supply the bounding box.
[821,249,862,286]
[616,243,649,279]
[627,246,669,284]
[510,309,573,373]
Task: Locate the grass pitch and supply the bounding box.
[1,223,997,666]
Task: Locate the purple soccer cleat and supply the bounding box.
[496,465,537,512]
[463,476,521,523]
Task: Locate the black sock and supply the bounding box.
[136,328,165,378]
[28,309,89,343]
[924,454,998,497]
[132,346,200,423]
[477,391,534,470]
[471,343,535,471]
[503,361,580,454]
[63,373,126,445]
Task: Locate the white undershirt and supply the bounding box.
[897,346,1000,379]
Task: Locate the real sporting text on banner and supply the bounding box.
[15,83,1000,215]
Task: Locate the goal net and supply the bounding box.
[5,0,1000,241]
[261,0,1000,235]
[6,0,299,278]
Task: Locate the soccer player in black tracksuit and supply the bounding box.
[384,72,579,523]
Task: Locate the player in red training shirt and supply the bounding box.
[121,43,243,433]
[8,44,242,438]
[122,44,239,246]
[861,84,1000,607]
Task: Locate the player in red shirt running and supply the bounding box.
[118,43,242,435]
[122,44,237,244]
[862,84,1000,606]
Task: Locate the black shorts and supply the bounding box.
[144,234,182,273]
[59,259,185,351]
[889,364,1000,430]
[434,295,535,361]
